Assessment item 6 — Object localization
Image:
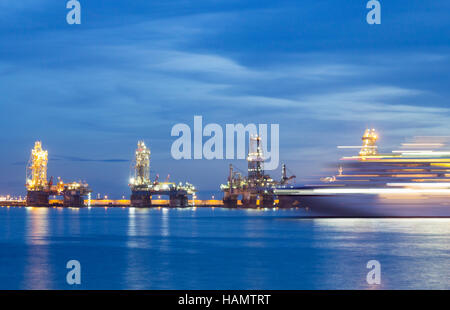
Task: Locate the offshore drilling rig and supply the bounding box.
[26,141,91,207]
[129,141,196,207]
[220,135,295,208]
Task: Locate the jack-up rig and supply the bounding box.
[26,141,91,207]
[220,135,295,208]
[129,141,196,207]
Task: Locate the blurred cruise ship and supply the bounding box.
[275,129,450,217]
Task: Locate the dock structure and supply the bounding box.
[25,141,91,207]
[129,141,196,207]
[221,135,295,208]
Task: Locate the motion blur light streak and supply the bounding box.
[276,130,450,216]
[0,0,449,291]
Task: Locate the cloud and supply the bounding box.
[53,156,129,163]
[1,2,449,193]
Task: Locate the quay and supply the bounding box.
[83,199,224,207]
[0,199,281,208]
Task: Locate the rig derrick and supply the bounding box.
[129,141,153,207]
[26,141,50,206]
[221,135,295,208]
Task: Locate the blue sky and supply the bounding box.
[0,1,449,198]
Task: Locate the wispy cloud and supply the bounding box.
[0,1,449,194]
[53,156,129,163]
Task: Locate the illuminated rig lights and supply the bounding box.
[221,135,295,208]
[25,141,91,207]
[26,141,48,191]
[130,140,151,188]
[359,128,378,157]
[129,141,196,207]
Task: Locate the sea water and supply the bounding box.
[0,206,448,290]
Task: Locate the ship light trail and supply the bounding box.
[280,188,450,195]
[387,182,450,188]
[276,130,450,212]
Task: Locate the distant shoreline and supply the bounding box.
[0,199,284,209]
[0,199,222,208]
[0,199,288,208]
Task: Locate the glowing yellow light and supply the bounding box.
[359,129,378,157]
[26,141,48,191]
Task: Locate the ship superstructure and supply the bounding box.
[275,129,450,216]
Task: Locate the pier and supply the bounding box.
[0,198,284,208]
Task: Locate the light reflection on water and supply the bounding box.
[125,207,151,289]
[22,207,53,289]
[0,206,448,289]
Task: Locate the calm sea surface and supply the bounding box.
[0,206,448,290]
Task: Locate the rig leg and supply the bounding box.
[261,194,275,208]
[242,194,258,208]
[169,194,188,207]
[130,191,152,207]
[223,197,238,208]
[26,191,50,207]
[63,191,85,208]
[223,193,238,207]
